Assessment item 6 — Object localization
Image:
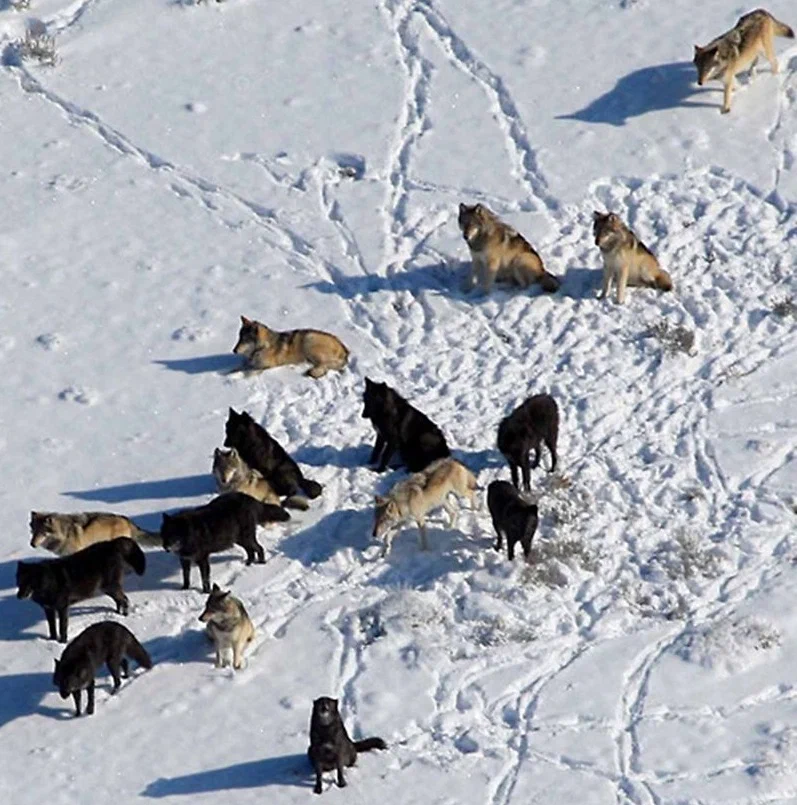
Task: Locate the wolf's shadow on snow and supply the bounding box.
[153,354,240,375]
[0,672,57,728]
[64,474,215,504]
[142,754,313,797]
[293,443,372,468]
[557,61,714,125]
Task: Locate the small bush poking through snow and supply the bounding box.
[644,321,696,356]
[771,296,797,319]
[8,0,31,11]
[522,537,599,588]
[644,532,727,582]
[6,27,57,66]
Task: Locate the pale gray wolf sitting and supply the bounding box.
[212,447,309,511]
[593,211,672,304]
[458,203,560,294]
[30,511,160,556]
[198,583,255,670]
[232,315,349,378]
[694,9,794,114]
[372,457,478,555]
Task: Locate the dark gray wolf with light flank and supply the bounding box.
[487,480,539,561]
[16,537,146,643]
[308,696,387,795]
[198,583,255,670]
[53,621,152,716]
[30,511,160,556]
[694,9,794,113]
[497,394,559,492]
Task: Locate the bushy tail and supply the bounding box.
[354,737,387,753]
[282,495,310,511]
[655,269,673,292]
[126,636,153,670]
[117,537,147,575]
[255,502,291,525]
[539,271,561,293]
[130,524,162,548]
[773,18,794,38]
[300,478,323,499]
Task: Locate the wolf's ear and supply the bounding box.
[162,513,171,524]
[365,377,373,387]
[54,659,60,670]
[214,447,221,457]
[211,583,220,592]
[592,210,605,221]
[694,44,702,55]
[229,447,239,458]
[474,203,485,213]
[459,202,467,213]
[240,315,252,326]
[375,495,387,506]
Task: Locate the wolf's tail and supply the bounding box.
[126,635,153,670]
[354,737,387,753]
[524,505,539,549]
[538,271,561,293]
[655,269,673,292]
[282,495,310,511]
[118,538,147,576]
[130,524,162,548]
[300,478,323,499]
[254,502,291,525]
[772,17,794,38]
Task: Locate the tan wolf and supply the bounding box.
[372,457,478,555]
[694,9,794,113]
[212,447,309,511]
[30,511,160,556]
[198,583,256,670]
[593,211,673,304]
[232,316,349,378]
[458,203,560,294]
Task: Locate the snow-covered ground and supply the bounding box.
[1,0,796,802]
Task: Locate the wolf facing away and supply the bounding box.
[30,511,160,556]
[362,378,450,473]
[592,211,673,304]
[308,696,387,795]
[198,583,255,670]
[212,447,310,511]
[373,457,478,555]
[53,621,152,716]
[16,537,146,643]
[693,9,794,113]
[232,316,349,378]
[458,203,560,294]
[487,480,539,561]
[161,492,289,593]
[497,394,559,492]
[224,408,323,500]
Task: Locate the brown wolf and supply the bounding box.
[593,211,673,304]
[458,203,560,294]
[694,9,794,113]
[198,583,255,670]
[232,316,349,378]
[30,511,160,556]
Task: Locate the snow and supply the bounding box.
[0,0,796,802]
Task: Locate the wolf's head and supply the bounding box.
[198,583,233,623]
[29,512,57,549]
[373,495,401,538]
[362,378,387,421]
[233,316,269,358]
[224,408,246,448]
[212,447,244,487]
[16,562,40,599]
[693,44,720,86]
[53,658,92,699]
[592,211,624,249]
[160,513,189,554]
[458,202,491,243]
[312,696,340,727]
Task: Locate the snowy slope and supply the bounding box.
[0,0,796,803]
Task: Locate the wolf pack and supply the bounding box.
[12,6,795,795]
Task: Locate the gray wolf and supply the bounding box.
[694,9,794,113]
[233,316,349,378]
[161,492,289,593]
[53,621,152,716]
[593,211,672,304]
[497,394,559,491]
[487,480,539,561]
[198,583,255,670]
[30,511,160,556]
[373,457,478,555]
[458,203,560,294]
[212,447,309,511]
[224,407,323,499]
[16,537,146,643]
[308,696,386,795]
[362,378,450,473]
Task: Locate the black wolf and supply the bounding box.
[224,408,322,499]
[361,378,450,473]
[53,621,152,716]
[16,537,146,643]
[161,492,288,593]
[487,480,539,561]
[497,394,559,491]
[308,696,387,795]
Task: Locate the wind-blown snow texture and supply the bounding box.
[1,0,796,802]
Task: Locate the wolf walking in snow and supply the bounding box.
[30,511,160,555]
[487,480,539,561]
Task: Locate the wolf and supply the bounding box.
[161,492,289,593]
[458,203,560,294]
[233,316,349,378]
[16,537,146,643]
[224,408,323,500]
[497,394,559,492]
[308,696,387,795]
[373,457,478,555]
[487,480,539,561]
[362,378,450,473]
[198,583,255,670]
[30,511,160,556]
[694,9,794,113]
[592,211,672,304]
[212,447,309,511]
[53,621,152,716]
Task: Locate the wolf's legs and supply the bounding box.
[721,77,734,113]
[180,558,192,590]
[615,261,630,303]
[86,680,95,715]
[57,608,69,643]
[198,558,212,594]
[306,363,330,379]
[598,265,612,300]
[44,607,58,641]
[764,38,779,74]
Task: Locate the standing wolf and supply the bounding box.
[30,511,160,556]
[53,621,152,716]
[233,316,349,378]
[487,480,539,561]
[694,9,794,114]
[593,211,673,304]
[458,203,560,294]
[198,583,255,670]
